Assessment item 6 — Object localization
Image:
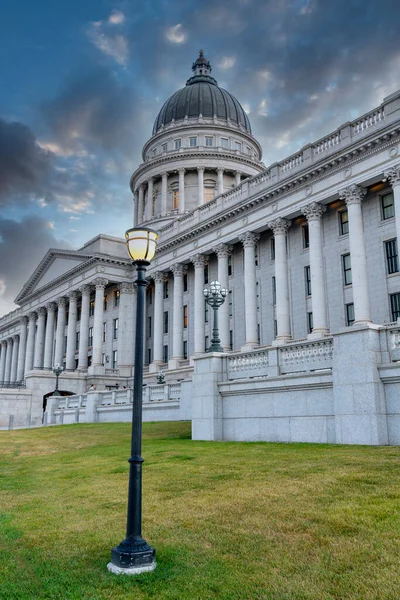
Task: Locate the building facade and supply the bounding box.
[2,51,400,444]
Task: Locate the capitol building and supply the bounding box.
[2,51,400,446]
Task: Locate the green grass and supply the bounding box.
[1,422,400,600]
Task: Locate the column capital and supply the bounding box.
[153,272,165,284]
[385,164,400,187]
[57,297,67,308]
[92,277,108,290]
[213,243,233,258]
[139,183,145,190]
[197,166,205,173]
[12,334,19,342]
[217,166,224,173]
[268,217,291,235]
[235,170,242,176]
[161,171,168,178]
[171,263,186,276]
[6,337,13,346]
[1,340,6,348]
[67,291,79,302]
[302,201,326,221]
[28,312,37,322]
[79,284,92,296]
[191,253,206,268]
[178,167,186,175]
[147,176,154,184]
[46,301,57,313]
[339,184,366,206]
[119,281,135,293]
[19,316,28,326]
[239,231,260,247]
[37,306,47,317]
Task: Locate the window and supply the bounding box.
[163,345,168,363]
[339,210,349,235]
[147,349,152,365]
[228,255,232,277]
[229,290,233,317]
[77,306,81,322]
[246,146,252,155]
[274,320,278,338]
[271,237,275,260]
[234,141,242,152]
[305,265,312,296]
[152,148,157,156]
[162,142,168,153]
[256,281,260,310]
[173,190,179,209]
[102,322,107,343]
[307,312,313,334]
[381,192,394,220]
[104,295,108,311]
[205,187,214,203]
[346,303,355,326]
[205,136,213,147]
[89,300,95,316]
[114,290,120,307]
[174,139,181,150]
[75,331,80,350]
[113,318,119,340]
[88,327,93,347]
[272,277,276,305]
[148,287,153,305]
[205,335,209,350]
[205,301,209,323]
[204,264,209,284]
[257,323,261,344]
[343,254,352,285]
[255,243,259,267]
[112,350,118,369]
[302,224,309,249]
[64,336,68,353]
[148,316,152,338]
[221,138,229,148]
[102,353,105,366]
[163,281,169,299]
[183,273,188,292]
[390,293,400,320]
[163,311,169,334]
[189,136,197,147]
[229,330,233,350]
[183,340,188,359]
[385,239,399,274]
[183,305,188,329]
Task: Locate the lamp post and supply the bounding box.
[203,281,227,352]
[52,363,63,396]
[108,227,158,575]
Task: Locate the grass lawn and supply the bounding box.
[0,422,400,600]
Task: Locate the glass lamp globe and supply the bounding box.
[209,281,221,294]
[125,227,158,262]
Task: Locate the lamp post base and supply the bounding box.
[108,536,156,575]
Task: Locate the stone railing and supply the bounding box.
[352,107,385,134]
[313,131,341,154]
[280,152,303,173]
[228,348,269,380]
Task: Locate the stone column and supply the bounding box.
[78,285,91,370]
[117,282,136,376]
[90,278,108,373]
[385,164,400,245]
[0,341,7,381]
[33,306,46,369]
[151,272,165,370]
[54,297,67,366]
[10,335,19,382]
[138,184,144,225]
[24,312,37,374]
[217,167,224,195]
[239,232,260,349]
[133,190,139,227]
[170,264,185,368]
[17,316,28,381]
[4,338,13,383]
[269,218,292,344]
[214,244,232,351]
[339,185,371,324]
[65,292,78,370]
[235,171,242,186]
[302,202,329,338]
[198,167,205,206]
[147,178,154,221]
[191,254,206,354]
[43,303,56,369]
[178,168,185,214]
[161,172,168,215]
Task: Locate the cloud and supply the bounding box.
[108,10,125,25]
[165,24,186,44]
[217,56,236,70]
[87,21,128,65]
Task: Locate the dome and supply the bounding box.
[152,50,252,135]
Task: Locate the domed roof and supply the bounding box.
[152,50,252,135]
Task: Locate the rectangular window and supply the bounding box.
[103,295,108,311]
[256,281,260,310]
[89,300,95,317]
[204,187,214,203]
[305,265,312,296]
[205,335,209,350]
[189,136,197,147]
[234,141,242,152]
[162,142,168,153]
[88,326,93,347]
[148,316,152,338]
[102,322,107,343]
[339,210,349,235]
[77,306,81,322]
[272,277,276,305]
[343,253,352,285]
[183,273,188,292]
[274,319,278,338]
[307,312,313,334]
[183,340,188,359]
[205,136,213,147]
[229,330,233,350]
[114,290,120,307]
[255,243,259,267]
[163,311,169,334]
[147,348,152,365]
[112,350,118,369]
[152,148,157,156]
[64,336,68,353]
[205,301,209,323]
[228,255,232,277]
[163,345,168,363]
[229,290,233,317]
[174,139,181,150]
[257,323,261,344]
[385,239,399,274]
[102,353,105,366]
[163,281,169,299]
[113,318,119,340]
[302,224,309,249]
[75,331,80,350]
[390,293,400,320]
[148,287,153,305]
[381,192,394,220]
[204,264,209,284]
[173,190,179,209]
[183,305,188,329]
[346,303,355,326]
[221,138,229,148]
[271,237,275,260]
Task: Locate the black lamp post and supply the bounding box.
[52,363,63,396]
[203,281,227,352]
[108,226,158,575]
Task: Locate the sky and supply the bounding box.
[1,0,400,316]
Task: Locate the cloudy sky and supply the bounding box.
[1,0,400,315]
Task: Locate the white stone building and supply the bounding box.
[2,51,400,445]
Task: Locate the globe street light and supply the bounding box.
[108,227,158,575]
[203,280,227,352]
[52,363,63,396]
